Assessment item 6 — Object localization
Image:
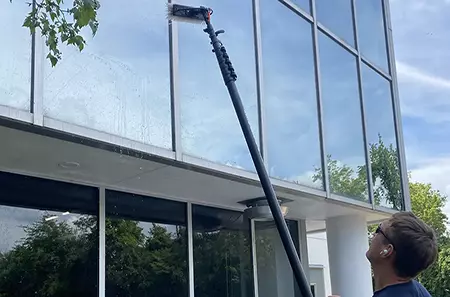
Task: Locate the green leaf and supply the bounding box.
[47,53,58,67]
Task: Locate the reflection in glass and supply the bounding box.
[317,33,368,201]
[255,220,300,297]
[105,191,188,297]
[0,1,31,110]
[193,205,253,297]
[361,63,402,209]
[179,0,258,171]
[43,0,171,149]
[0,172,99,296]
[315,0,354,46]
[355,0,388,72]
[260,1,322,189]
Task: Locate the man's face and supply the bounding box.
[366,221,392,264]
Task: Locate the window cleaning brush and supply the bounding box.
[167,3,313,297]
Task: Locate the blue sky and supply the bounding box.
[0,0,449,216]
[389,0,450,219]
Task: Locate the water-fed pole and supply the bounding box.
[167,4,313,297]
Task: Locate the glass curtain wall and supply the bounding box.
[192,205,254,297]
[0,171,306,297]
[255,220,301,297]
[105,190,188,297]
[0,0,405,208]
[0,1,31,110]
[0,171,99,296]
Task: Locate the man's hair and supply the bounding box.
[386,211,438,278]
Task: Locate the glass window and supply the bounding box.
[355,0,388,72]
[361,63,402,209]
[43,0,171,149]
[0,1,31,110]
[318,33,368,201]
[315,0,355,47]
[192,205,253,297]
[260,1,322,189]
[255,220,300,297]
[0,171,99,296]
[179,0,258,172]
[105,190,188,297]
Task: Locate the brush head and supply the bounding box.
[167,3,212,24]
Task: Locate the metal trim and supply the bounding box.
[250,219,259,297]
[279,0,314,23]
[252,0,268,168]
[351,0,375,207]
[383,0,411,211]
[168,0,182,160]
[310,0,330,197]
[43,117,175,160]
[187,202,194,297]
[32,28,45,126]
[374,203,400,214]
[317,23,358,57]
[361,55,392,81]
[298,220,310,282]
[99,187,106,297]
[0,105,33,123]
[329,193,373,209]
[30,0,36,113]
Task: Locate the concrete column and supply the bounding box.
[326,215,373,297]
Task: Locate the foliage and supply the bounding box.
[10,0,100,66]
[409,182,448,240]
[0,214,254,297]
[367,180,450,296]
[313,155,368,201]
[312,135,402,209]
[408,181,450,296]
[370,135,402,210]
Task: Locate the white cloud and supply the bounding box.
[391,0,450,223]
[397,62,450,90]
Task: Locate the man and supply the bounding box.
[366,211,438,296]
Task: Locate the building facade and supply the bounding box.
[0,0,409,297]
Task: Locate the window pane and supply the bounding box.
[316,0,355,46]
[43,0,171,149]
[0,1,31,110]
[105,190,188,297]
[179,0,258,171]
[318,33,368,201]
[193,205,253,297]
[261,1,322,189]
[255,220,300,297]
[361,64,402,209]
[0,172,99,296]
[356,0,388,72]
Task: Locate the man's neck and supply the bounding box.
[373,266,412,291]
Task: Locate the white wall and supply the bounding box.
[307,231,332,297]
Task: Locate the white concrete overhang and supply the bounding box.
[0,119,395,232]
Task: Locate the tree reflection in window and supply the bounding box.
[105,190,188,297]
[0,172,99,297]
[193,205,253,297]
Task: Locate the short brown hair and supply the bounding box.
[386,212,438,278]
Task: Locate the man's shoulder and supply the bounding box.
[374,280,432,297]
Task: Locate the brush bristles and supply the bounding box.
[167,3,206,24]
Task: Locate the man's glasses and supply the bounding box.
[370,224,395,250]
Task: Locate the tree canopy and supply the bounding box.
[312,135,403,209]
[10,0,100,66]
[0,213,256,297]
